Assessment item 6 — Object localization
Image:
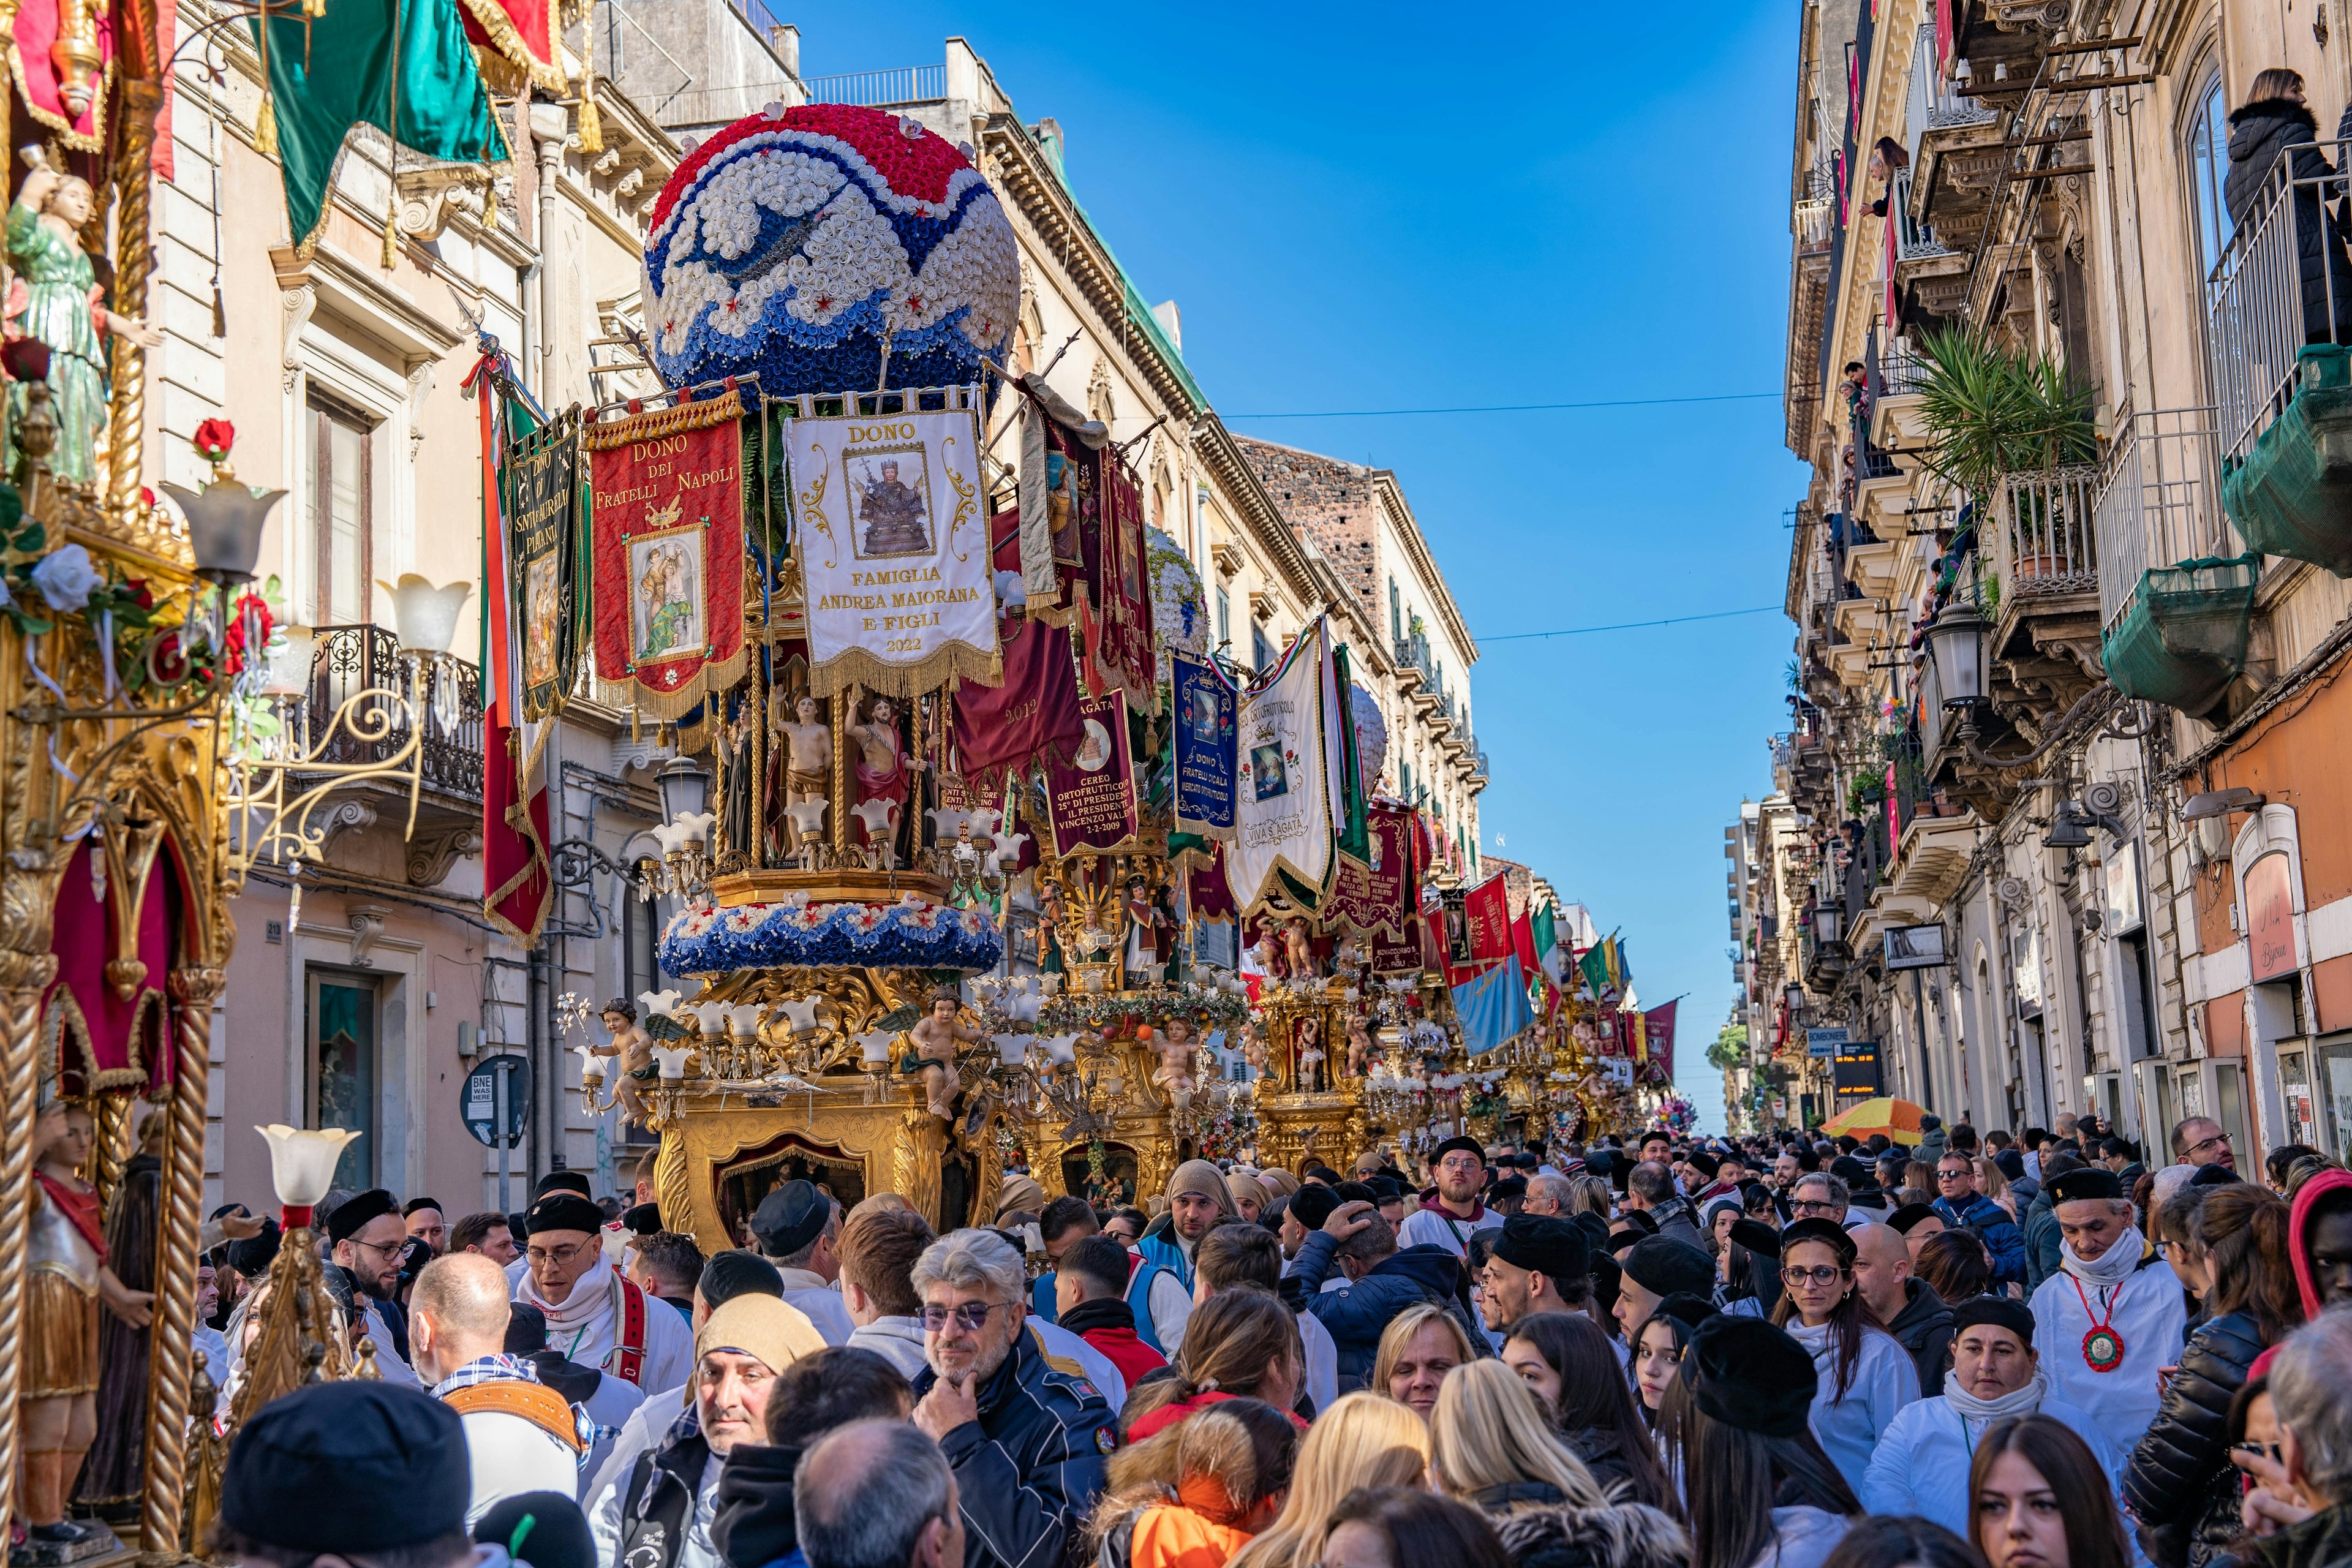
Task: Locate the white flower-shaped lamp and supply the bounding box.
[257,1124,362,1219]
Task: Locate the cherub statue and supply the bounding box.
[905,987,982,1120]
[1346,1014,1374,1079]
[590,998,656,1127]
[1283,918,1316,982]
[1250,928,1284,979]
[1150,1018,1197,1107]
[1237,1020,1269,1078]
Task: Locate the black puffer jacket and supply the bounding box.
[1490,1494,1689,1568]
[2123,1308,2269,1568]
[2226,99,2352,345]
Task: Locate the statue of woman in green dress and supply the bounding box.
[7,152,160,486]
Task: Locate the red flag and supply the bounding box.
[1464,873,1510,963]
[1511,911,1540,981]
[469,357,549,944]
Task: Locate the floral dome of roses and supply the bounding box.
[642,104,1018,401]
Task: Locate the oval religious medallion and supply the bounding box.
[2083,1325,2126,1372]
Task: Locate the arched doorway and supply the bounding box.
[1061,1141,1140,1207]
[716,1133,867,1246]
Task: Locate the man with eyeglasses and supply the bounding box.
[909,1229,1114,1568]
[595,1294,827,1568]
[326,1188,423,1386]
[513,1190,695,1394]
[2173,1115,2239,1173]
[1929,1155,2027,1286]
[1787,1172,1850,1227]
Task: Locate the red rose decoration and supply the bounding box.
[223,591,273,677]
[193,418,236,462]
[1,339,51,384]
[149,628,188,685]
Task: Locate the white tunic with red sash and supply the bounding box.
[515,1254,693,1392]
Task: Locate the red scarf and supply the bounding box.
[37,1170,107,1262]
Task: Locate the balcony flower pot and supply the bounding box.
[2222,345,2352,576]
[2097,555,2260,718]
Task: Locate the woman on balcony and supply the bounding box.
[2225,67,2352,345]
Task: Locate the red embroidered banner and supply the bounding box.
[1094,459,1156,712]
[588,391,748,720]
[1464,873,1511,963]
[950,612,1084,791]
[1325,801,1412,940]
[1044,690,1137,855]
[459,0,565,92]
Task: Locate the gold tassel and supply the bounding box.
[575,92,602,156]
[254,92,277,157]
[381,211,400,269]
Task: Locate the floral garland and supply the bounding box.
[660,895,1002,975]
[1034,986,1250,1035]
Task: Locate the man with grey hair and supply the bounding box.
[909,1228,1112,1568]
[2029,1166,2184,1455]
[1521,1174,1574,1217]
[1621,1161,1703,1248]
[1790,1171,1851,1227]
[2242,1310,2352,1557]
[796,1420,965,1568]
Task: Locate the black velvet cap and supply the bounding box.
[222,1382,468,1551]
[1431,1135,1486,1166]
[1951,1295,2036,1346]
[523,1193,606,1238]
[325,1188,398,1245]
[1493,1215,1591,1283]
[750,1180,831,1257]
[1289,1184,1342,1232]
[1687,1315,1817,1438]
[535,1170,594,1198]
[2046,1167,2124,1205]
[1619,1235,1714,1297]
[1777,1216,1856,1265]
[1887,1202,1939,1235]
[699,1249,784,1308]
[476,1492,595,1568]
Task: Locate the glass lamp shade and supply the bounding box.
[994,1033,1029,1066]
[650,1044,695,1080]
[379,575,473,655]
[1925,601,1991,707]
[1811,903,1842,946]
[655,755,713,824]
[638,989,684,1020]
[692,1001,730,1036]
[858,1031,895,1063]
[256,1123,362,1207]
[1785,984,1807,1012]
[262,624,317,696]
[164,480,286,585]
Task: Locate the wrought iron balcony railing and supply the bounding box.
[2091,408,2234,636]
[2206,135,2352,459]
[301,624,485,801]
[1996,464,2101,602]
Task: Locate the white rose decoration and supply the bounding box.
[30,544,99,612]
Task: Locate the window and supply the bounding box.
[1389,577,1401,643]
[1251,620,1273,673]
[1216,587,1231,650]
[306,970,379,1189]
[307,399,374,625]
[2185,70,2233,281]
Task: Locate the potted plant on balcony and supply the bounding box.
[1915,327,2097,584]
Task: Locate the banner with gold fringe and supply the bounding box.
[587,389,749,722]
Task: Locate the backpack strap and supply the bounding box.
[441,1381,584,1452]
[613,1275,647,1385]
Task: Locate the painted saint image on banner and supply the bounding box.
[1182,682,1227,745]
[524,554,561,688]
[846,447,935,559]
[1074,717,1114,773]
[1248,741,1289,802]
[630,526,703,665]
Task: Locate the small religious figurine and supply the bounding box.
[590,998,656,1128]
[1150,1018,1198,1107]
[905,987,982,1120]
[849,695,924,863]
[1346,1014,1374,1079]
[8,148,160,486]
[1294,1016,1327,1094]
[1283,918,1317,983]
[768,688,832,860]
[1246,928,1282,981]
[1237,1021,1270,1079]
[1125,876,1172,985]
[23,1098,152,1547]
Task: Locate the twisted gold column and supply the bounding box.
[0,952,60,1540]
[106,77,163,518]
[142,966,222,1562]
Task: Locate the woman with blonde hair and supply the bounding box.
[1370,1302,1477,1420]
[1566,1173,1615,1216]
[1430,1360,1690,1568]
[1226,1392,1431,1568]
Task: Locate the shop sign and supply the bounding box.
[2247,851,2299,984]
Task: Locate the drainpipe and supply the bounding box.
[525,101,570,401]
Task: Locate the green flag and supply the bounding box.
[258,0,510,253]
[1579,943,1608,998]
[1531,903,1556,959]
[1332,644,1369,862]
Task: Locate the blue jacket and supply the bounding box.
[1134,1232,1193,1295]
[1030,1253,1170,1355]
[1284,1231,1485,1388]
[913,1325,1115,1568]
[1934,1191,2027,1286]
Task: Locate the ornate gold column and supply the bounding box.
[106,76,163,516]
[141,966,222,1561]
[0,951,60,1539]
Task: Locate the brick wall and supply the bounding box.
[1235,437,1387,633]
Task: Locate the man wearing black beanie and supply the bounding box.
[218,1382,475,1568]
[1483,1215,1594,1333]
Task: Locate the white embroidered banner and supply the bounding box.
[1226,619,1343,914]
[790,399,1001,697]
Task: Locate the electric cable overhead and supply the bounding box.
[1480,605,1782,642]
[1225,391,1780,419]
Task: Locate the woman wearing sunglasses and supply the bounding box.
[1768,1218,1921,1496]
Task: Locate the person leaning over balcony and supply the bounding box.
[2228,67,2352,345]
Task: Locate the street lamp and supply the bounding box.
[655,753,712,824]
[2043,799,2094,851]
[1924,600,1991,709]
[163,477,286,588]
[1811,902,1843,948]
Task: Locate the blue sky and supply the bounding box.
[809,6,1811,1134]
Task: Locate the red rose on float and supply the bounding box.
[222,591,272,676]
[193,418,235,463]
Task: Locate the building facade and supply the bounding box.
[1757,0,2352,1160]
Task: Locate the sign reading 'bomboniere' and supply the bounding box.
[788,399,1001,699]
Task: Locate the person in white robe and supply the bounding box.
[511,1191,695,1393]
[2028,1166,2187,1455]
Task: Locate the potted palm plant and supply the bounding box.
[1914,327,2098,586]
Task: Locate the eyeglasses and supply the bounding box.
[2188,1132,2234,1156]
[526,1242,594,1268]
[349,1236,409,1261]
[1790,1199,1841,1215]
[921,1301,1014,1333]
[1782,1264,1845,1286]
[1937,1169,1972,1182]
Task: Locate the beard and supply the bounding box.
[932,1332,1012,1385]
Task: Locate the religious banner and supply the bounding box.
[588,389,748,720]
[506,406,580,721]
[1463,873,1511,965]
[1225,622,1341,914]
[1172,652,1237,839]
[459,0,567,93]
[1044,691,1138,855]
[1371,916,1427,973]
[788,399,1000,698]
[1093,459,1156,710]
[1643,1000,1679,1081]
[1454,956,1534,1056]
[1438,889,1472,968]
[1326,801,1412,938]
[950,614,1085,791]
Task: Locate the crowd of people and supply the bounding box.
[190,1109,2352,1568]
